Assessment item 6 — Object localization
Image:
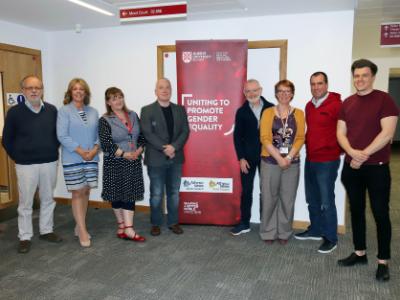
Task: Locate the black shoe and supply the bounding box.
[39,232,63,243]
[376,264,390,282]
[18,240,31,254]
[338,252,368,267]
[318,239,337,254]
[294,230,322,241]
[230,224,251,236]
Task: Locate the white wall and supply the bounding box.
[44,10,354,225]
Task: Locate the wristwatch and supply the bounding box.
[286,154,293,161]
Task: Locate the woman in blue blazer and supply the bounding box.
[57,78,99,248]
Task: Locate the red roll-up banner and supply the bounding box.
[176,40,248,225]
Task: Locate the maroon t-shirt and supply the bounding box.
[339,90,399,164]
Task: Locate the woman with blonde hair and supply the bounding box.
[57,78,99,247]
[98,87,145,242]
[259,79,305,245]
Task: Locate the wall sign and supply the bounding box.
[120,1,187,23]
[6,93,25,106]
[381,22,400,47]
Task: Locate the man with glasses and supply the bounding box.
[231,79,273,235]
[2,75,62,253]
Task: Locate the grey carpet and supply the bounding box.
[0,150,399,300]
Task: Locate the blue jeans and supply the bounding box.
[304,159,340,243]
[147,161,182,226]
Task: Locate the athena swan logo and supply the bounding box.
[182,51,192,63]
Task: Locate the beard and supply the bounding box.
[248,96,260,103]
[27,97,42,106]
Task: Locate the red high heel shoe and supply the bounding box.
[117,222,126,239]
[123,226,146,242]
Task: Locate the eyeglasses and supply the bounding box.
[276,90,292,95]
[23,86,43,91]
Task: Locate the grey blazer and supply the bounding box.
[140,101,189,167]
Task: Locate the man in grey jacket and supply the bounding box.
[140,78,189,236]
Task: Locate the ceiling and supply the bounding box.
[0,0,398,32]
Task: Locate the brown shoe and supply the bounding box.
[150,226,161,236]
[39,232,63,243]
[278,239,288,245]
[168,224,183,234]
[18,240,31,254]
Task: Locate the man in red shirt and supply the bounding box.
[337,59,399,282]
[294,72,342,254]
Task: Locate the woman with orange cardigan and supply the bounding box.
[259,80,305,245]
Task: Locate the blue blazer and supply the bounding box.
[57,102,99,164]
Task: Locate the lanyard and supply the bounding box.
[277,106,291,139]
[116,111,133,134]
[116,112,136,151]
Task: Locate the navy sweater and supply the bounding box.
[233,96,274,163]
[2,102,59,165]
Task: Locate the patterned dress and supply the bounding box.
[98,113,145,203]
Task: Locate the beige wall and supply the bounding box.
[353,20,400,92]
[0,73,3,132]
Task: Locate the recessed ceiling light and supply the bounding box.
[67,0,115,16]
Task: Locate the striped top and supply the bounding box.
[78,110,87,123]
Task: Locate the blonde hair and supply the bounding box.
[63,78,91,105]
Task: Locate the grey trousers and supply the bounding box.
[15,161,58,241]
[259,160,300,240]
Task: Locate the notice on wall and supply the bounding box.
[176,40,248,225]
[6,93,25,106]
[381,22,400,47]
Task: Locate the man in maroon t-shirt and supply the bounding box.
[337,59,399,282]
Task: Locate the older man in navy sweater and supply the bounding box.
[2,75,62,253]
[231,79,273,235]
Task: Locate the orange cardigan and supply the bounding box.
[260,106,305,158]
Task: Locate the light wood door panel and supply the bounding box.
[0,43,42,208]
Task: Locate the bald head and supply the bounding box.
[155,78,172,105]
[20,75,43,90]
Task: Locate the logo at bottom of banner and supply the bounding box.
[180,177,233,193]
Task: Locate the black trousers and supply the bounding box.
[240,160,261,226]
[341,162,391,260]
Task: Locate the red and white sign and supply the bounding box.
[176,40,248,225]
[120,1,187,23]
[381,22,400,47]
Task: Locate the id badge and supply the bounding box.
[279,146,289,154]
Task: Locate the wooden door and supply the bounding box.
[0,43,42,208]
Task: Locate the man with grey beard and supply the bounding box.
[231,79,273,235]
[2,75,62,253]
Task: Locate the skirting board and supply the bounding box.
[55,197,346,234]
